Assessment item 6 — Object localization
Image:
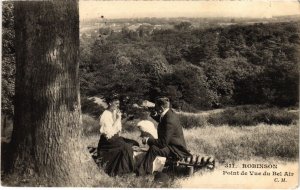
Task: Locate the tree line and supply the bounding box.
[80,20,299,111]
[2,4,299,118]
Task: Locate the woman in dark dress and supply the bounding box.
[97,98,136,176]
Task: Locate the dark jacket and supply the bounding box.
[147,109,191,158]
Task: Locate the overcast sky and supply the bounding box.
[79,1,300,20]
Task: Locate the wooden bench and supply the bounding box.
[165,155,215,175]
[88,146,215,176]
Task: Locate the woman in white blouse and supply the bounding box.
[99,100,122,139]
[97,97,136,176]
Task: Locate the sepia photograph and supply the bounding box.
[1,0,299,188]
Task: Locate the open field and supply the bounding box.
[82,120,298,187]
[184,124,298,162]
[86,123,299,163]
[79,106,299,187]
[2,106,298,187]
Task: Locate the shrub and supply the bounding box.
[122,120,140,133]
[179,101,198,113]
[125,107,149,120]
[254,109,298,125]
[178,113,206,129]
[81,97,105,118]
[82,114,99,136]
[207,105,298,126]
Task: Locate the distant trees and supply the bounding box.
[3,9,299,113]
[174,21,192,31]
[80,21,299,111]
[137,24,154,37]
[163,64,215,109]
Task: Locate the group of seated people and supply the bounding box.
[96,96,192,177]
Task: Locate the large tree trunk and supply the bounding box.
[9,0,98,186]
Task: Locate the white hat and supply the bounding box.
[137,120,158,139]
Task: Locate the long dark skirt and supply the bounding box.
[97,134,136,176]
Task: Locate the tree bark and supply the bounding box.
[9,0,97,186]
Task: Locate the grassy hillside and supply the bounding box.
[81,122,298,187]
[77,106,298,187]
[2,106,298,187]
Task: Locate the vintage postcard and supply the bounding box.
[1,0,299,188]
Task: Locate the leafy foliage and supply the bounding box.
[80,21,299,111]
[2,2,15,118]
[81,97,105,118]
[207,105,298,126]
[178,113,206,129]
[2,10,299,116]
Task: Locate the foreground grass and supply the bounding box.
[81,123,298,187]
[2,124,298,187]
[80,109,298,187]
[2,106,298,187]
[184,124,299,163]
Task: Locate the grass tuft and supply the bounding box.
[3,106,298,187]
[207,105,298,126]
[184,124,299,163]
[82,114,99,136]
[178,113,206,129]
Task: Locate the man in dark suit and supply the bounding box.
[136,97,191,176]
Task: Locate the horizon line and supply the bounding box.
[80,14,300,21]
